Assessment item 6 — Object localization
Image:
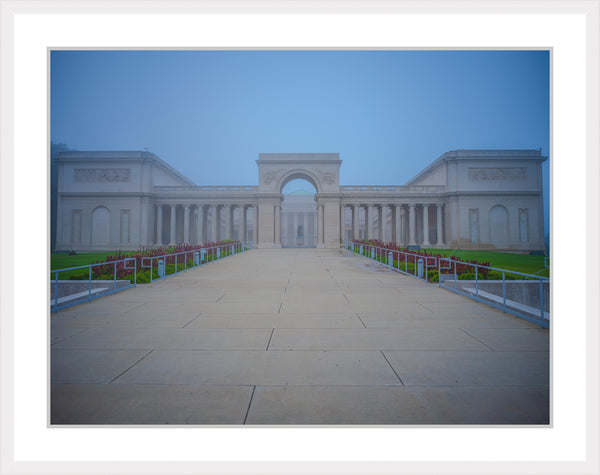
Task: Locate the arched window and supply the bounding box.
[489,205,509,244]
[92,206,110,245]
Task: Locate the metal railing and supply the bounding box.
[141,241,247,283]
[50,257,137,313]
[51,242,250,312]
[344,240,437,282]
[438,257,549,328]
[345,240,550,328]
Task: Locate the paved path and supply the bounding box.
[51,248,549,425]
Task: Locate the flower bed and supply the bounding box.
[351,240,492,282]
[85,241,241,283]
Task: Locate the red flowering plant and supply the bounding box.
[353,240,490,281]
[91,241,241,282]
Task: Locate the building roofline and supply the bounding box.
[405,149,547,185]
[57,150,196,186]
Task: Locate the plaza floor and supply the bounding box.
[50,248,550,425]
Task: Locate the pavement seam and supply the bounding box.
[215,294,225,303]
[50,327,92,346]
[355,313,367,328]
[342,293,351,303]
[459,328,496,351]
[266,329,275,350]
[415,302,434,313]
[243,386,257,424]
[109,350,154,383]
[380,351,405,386]
[181,312,203,329]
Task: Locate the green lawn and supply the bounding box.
[51,252,131,270]
[421,248,549,277]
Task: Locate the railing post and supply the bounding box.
[114,261,117,292]
[502,271,506,312]
[454,261,457,291]
[134,259,137,286]
[475,266,478,301]
[540,278,544,320]
[54,271,59,309]
[88,266,92,299]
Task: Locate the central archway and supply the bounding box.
[256,153,342,249]
[281,179,317,247]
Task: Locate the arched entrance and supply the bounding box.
[281,179,317,247]
[256,153,342,249]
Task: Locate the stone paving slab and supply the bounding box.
[52,327,272,350]
[112,350,402,386]
[460,328,550,351]
[51,309,200,328]
[51,384,253,424]
[245,386,434,424]
[52,349,151,383]
[383,350,549,387]
[268,328,492,351]
[357,311,537,329]
[409,386,550,424]
[184,313,365,329]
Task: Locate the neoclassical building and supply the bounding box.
[54,150,547,252]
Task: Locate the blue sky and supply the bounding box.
[51,50,550,233]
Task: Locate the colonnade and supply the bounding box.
[153,203,257,246]
[152,201,444,248]
[343,203,445,247]
[281,210,318,247]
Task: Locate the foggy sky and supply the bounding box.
[51,50,550,233]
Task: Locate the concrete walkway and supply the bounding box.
[51,248,549,425]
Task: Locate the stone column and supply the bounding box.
[252,206,258,245]
[196,205,204,244]
[436,203,444,245]
[317,204,324,247]
[274,204,281,245]
[283,212,289,244]
[293,213,299,243]
[422,204,431,247]
[365,206,372,240]
[352,205,359,241]
[395,205,402,245]
[156,204,163,246]
[183,205,190,244]
[304,212,309,245]
[239,205,246,243]
[377,206,383,241]
[169,204,177,245]
[408,203,416,246]
[211,205,218,242]
[216,206,222,242]
[222,205,230,240]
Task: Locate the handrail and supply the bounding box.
[51,257,137,312]
[345,240,549,328]
[140,242,246,283]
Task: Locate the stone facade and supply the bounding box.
[54,150,547,252]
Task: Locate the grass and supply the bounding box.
[50,248,237,282]
[51,252,131,270]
